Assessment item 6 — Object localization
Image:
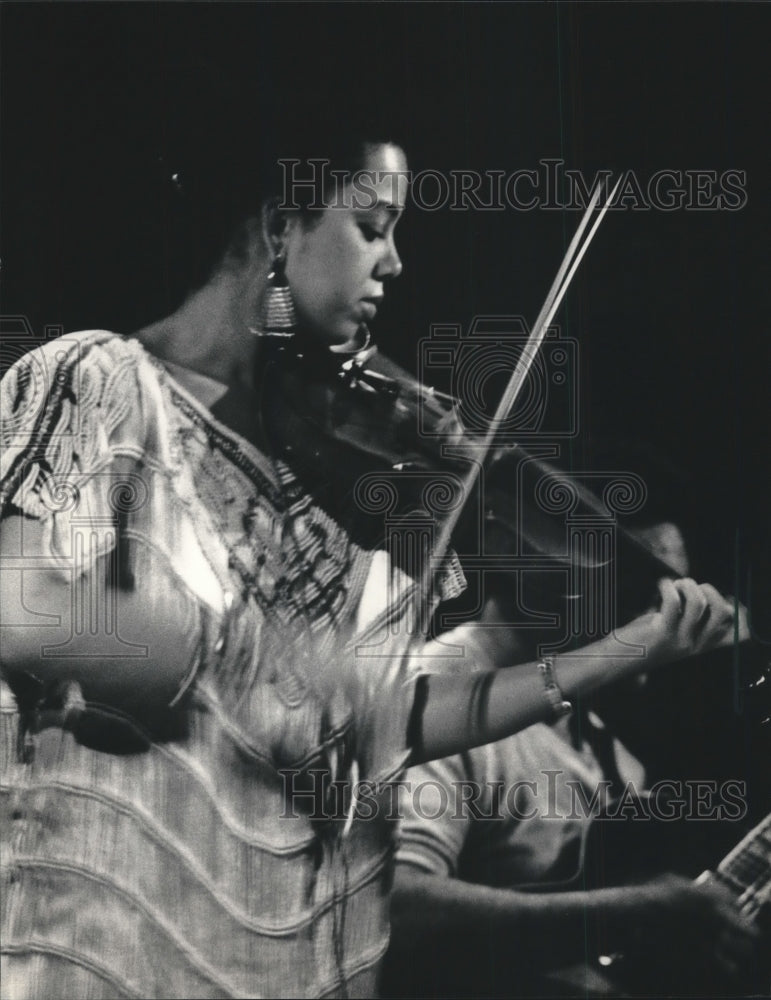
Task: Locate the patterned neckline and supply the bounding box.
[134,337,282,491]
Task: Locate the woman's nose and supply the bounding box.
[376,236,402,280]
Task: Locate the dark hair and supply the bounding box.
[151,64,409,308]
[1,5,418,334]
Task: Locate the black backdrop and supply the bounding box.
[2,3,769,798]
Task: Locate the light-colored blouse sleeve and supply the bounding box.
[1,331,152,578]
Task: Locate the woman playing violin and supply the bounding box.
[0,104,748,999]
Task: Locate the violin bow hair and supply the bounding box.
[416,176,622,635]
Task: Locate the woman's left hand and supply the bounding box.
[642,577,748,667]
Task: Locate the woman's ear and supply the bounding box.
[261,197,295,258]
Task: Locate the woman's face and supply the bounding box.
[283,143,408,346]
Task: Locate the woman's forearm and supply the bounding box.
[412,620,655,764]
[413,577,738,765]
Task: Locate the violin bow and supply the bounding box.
[414,176,621,635]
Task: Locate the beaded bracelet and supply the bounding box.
[538,656,572,719]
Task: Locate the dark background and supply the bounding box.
[2,3,769,807]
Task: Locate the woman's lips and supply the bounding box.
[359,299,381,319]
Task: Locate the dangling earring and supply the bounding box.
[252,249,297,338]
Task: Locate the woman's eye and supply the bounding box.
[359,223,385,242]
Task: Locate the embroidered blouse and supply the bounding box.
[0,330,464,998]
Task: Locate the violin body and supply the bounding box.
[259,336,683,624]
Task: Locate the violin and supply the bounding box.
[259,330,769,726]
[260,333,693,613]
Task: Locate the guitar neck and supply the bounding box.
[711,812,771,921]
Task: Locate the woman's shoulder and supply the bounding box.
[2,329,170,413]
[19,329,147,370]
[0,330,166,465]
[2,329,150,389]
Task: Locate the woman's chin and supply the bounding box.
[317,324,361,351]
[298,316,354,349]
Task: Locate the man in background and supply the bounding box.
[384,524,765,997]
